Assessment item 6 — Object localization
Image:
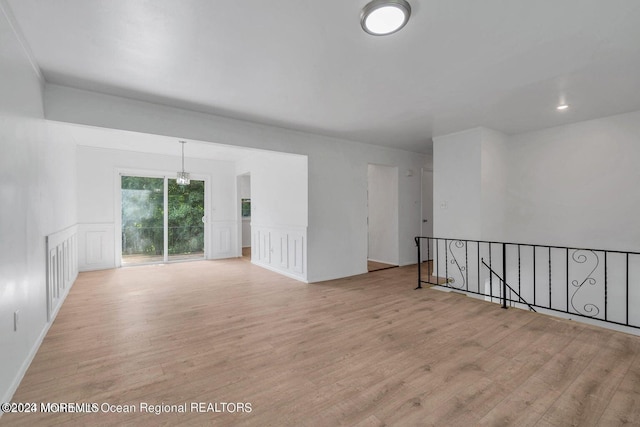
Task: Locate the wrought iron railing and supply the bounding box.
[481,259,536,312]
[415,236,640,330]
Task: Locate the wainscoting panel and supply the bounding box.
[289,232,305,275]
[251,224,307,282]
[211,221,236,259]
[78,223,115,271]
[278,234,289,269]
[46,225,78,322]
[255,228,272,264]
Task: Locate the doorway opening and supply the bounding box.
[421,168,434,277]
[367,164,399,272]
[237,173,251,260]
[121,175,206,265]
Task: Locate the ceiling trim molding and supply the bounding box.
[0,0,43,83]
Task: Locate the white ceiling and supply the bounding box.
[6,0,640,153]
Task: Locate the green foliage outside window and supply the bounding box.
[241,198,251,218]
[121,176,205,256]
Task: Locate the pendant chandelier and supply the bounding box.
[176,140,190,185]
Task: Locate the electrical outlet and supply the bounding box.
[440,201,448,209]
[14,310,19,332]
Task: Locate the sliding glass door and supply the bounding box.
[121,175,206,265]
[168,178,205,261]
[121,176,165,264]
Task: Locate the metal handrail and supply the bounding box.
[415,235,640,256]
[481,259,536,312]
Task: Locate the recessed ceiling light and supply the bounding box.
[361,0,411,36]
[557,104,569,110]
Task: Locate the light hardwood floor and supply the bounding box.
[367,260,397,272]
[4,259,640,426]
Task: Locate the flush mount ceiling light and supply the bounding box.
[361,0,411,36]
[557,104,569,111]
[176,140,190,185]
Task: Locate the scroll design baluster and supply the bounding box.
[570,249,601,317]
[447,240,466,289]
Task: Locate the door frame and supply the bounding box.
[367,163,399,266]
[236,172,251,258]
[114,168,211,267]
[420,167,434,262]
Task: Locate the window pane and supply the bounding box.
[121,176,165,264]
[241,198,251,218]
[168,179,205,261]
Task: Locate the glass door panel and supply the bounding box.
[167,179,205,261]
[121,176,165,265]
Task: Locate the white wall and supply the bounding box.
[45,84,428,282]
[238,174,251,200]
[433,128,483,240]
[505,110,640,251]
[480,128,508,241]
[433,112,640,253]
[367,164,399,265]
[76,145,237,270]
[0,5,77,404]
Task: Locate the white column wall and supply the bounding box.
[235,153,308,281]
[433,128,483,240]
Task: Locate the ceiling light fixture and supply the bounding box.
[176,140,190,185]
[361,0,411,36]
[557,104,569,111]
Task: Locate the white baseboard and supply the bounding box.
[1,277,76,410]
[251,260,308,283]
[367,258,398,265]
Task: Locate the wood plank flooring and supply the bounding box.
[367,260,397,272]
[3,259,640,426]
[241,247,251,258]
